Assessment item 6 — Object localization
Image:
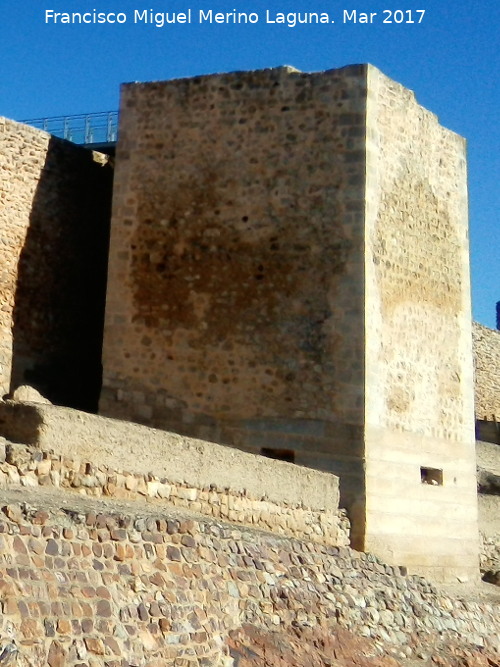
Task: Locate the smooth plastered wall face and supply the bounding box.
[363,66,478,581]
[0,118,112,411]
[101,65,367,440]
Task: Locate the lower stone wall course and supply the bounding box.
[0,493,498,666]
[0,434,349,549]
[0,408,498,664]
[0,401,346,548]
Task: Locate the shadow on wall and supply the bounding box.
[476,419,500,445]
[9,136,113,412]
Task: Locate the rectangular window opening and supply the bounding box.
[260,448,295,464]
[420,466,443,486]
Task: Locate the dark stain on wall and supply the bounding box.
[102,67,366,424]
[130,168,351,367]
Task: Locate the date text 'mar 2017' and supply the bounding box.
[343,9,425,23]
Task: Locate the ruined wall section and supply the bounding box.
[473,322,500,421]
[0,118,112,411]
[101,66,367,456]
[0,401,347,547]
[363,66,478,581]
[0,494,497,665]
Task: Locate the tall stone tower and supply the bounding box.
[101,64,478,582]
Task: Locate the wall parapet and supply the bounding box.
[0,401,347,547]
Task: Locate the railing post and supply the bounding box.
[63,117,71,141]
[107,113,112,142]
[84,115,92,143]
[20,111,118,145]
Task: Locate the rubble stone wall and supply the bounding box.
[0,495,497,666]
[0,402,347,547]
[473,322,500,421]
[0,117,112,411]
[0,403,497,664]
[480,529,500,575]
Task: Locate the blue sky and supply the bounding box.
[1,0,498,327]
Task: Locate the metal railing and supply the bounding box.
[19,111,119,145]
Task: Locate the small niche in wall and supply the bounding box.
[420,466,443,486]
[261,448,295,463]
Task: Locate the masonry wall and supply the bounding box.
[473,322,500,423]
[477,439,500,577]
[363,66,478,581]
[0,416,497,665]
[0,118,112,411]
[479,494,500,576]
[0,401,346,547]
[0,501,498,667]
[100,66,370,539]
[100,65,482,580]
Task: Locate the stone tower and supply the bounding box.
[101,64,478,582]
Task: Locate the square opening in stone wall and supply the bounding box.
[420,467,443,486]
[261,448,295,463]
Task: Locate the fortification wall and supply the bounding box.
[473,322,500,422]
[0,407,497,665]
[100,65,480,580]
[0,118,112,411]
[0,500,498,666]
[363,66,477,580]
[0,401,346,546]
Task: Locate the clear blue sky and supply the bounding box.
[1,0,498,327]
